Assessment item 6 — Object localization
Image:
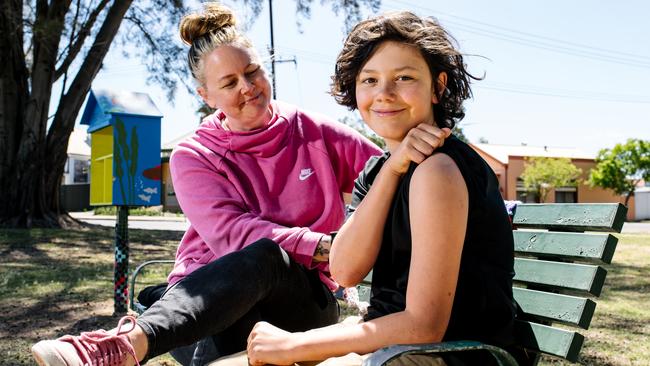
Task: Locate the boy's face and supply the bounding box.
[355,41,439,145]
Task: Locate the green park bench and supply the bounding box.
[361,202,627,366]
[129,202,627,366]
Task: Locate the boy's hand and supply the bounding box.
[386,124,451,176]
[247,321,300,365]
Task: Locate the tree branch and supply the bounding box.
[47,0,134,164]
[56,0,81,65]
[54,0,110,81]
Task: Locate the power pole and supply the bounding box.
[268,0,277,99]
[268,0,298,99]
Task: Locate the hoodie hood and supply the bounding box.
[194,100,297,157]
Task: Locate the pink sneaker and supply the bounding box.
[31,315,140,366]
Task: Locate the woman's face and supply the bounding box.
[197,44,272,131]
[355,41,441,145]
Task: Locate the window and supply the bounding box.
[516,190,538,203]
[555,187,577,203]
[73,159,90,183]
[516,178,538,203]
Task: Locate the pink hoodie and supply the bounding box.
[168,101,382,289]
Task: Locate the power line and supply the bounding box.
[477,82,650,104]
[272,44,650,104]
[384,0,650,69]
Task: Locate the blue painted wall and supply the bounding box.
[111,115,161,206]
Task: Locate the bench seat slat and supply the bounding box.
[514,320,584,362]
[513,203,626,232]
[514,231,618,264]
[513,287,596,329]
[514,258,607,296]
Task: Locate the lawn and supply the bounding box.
[1,227,648,365]
[0,225,182,365]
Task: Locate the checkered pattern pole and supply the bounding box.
[114,206,129,315]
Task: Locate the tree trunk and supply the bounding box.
[0,0,31,225]
[624,190,634,208]
[1,0,133,228]
[0,1,71,227]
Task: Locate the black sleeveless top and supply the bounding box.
[347,136,516,348]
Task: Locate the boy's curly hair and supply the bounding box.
[331,11,480,129]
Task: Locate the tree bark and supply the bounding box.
[0,0,30,224]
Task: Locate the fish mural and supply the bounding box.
[112,117,161,206]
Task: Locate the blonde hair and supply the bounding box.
[179,2,254,84]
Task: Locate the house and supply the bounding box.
[63,129,91,185]
[60,129,91,211]
[470,143,637,220]
[160,132,194,212]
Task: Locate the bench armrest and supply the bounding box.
[129,259,176,314]
[362,340,519,366]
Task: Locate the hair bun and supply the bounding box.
[179,2,238,45]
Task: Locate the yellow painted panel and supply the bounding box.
[90,126,113,205]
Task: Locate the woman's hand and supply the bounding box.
[247,321,301,365]
[386,124,451,176]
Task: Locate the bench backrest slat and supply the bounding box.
[514,258,607,296]
[513,203,626,232]
[513,287,596,329]
[514,320,584,362]
[514,231,618,264]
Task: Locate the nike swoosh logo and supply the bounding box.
[299,171,315,181]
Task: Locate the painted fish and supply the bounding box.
[142,165,161,180]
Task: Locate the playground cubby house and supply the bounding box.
[80,89,163,314]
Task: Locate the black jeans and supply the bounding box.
[137,239,339,362]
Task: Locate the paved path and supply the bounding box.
[621,222,650,234]
[70,212,650,234]
[70,212,190,231]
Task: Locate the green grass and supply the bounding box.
[0,226,182,366]
[538,233,650,365]
[1,228,648,365]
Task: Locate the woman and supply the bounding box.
[30,3,386,366]
[244,11,517,366]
